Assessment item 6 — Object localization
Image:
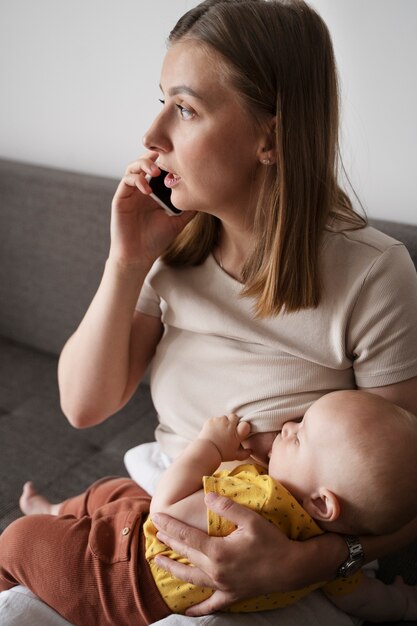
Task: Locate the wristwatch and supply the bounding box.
[336,535,364,578]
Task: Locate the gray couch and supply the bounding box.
[0,158,416,626]
[0,158,158,532]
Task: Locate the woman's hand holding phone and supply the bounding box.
[145,170,183,216]
[110,152,194,268]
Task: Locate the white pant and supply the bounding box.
[0,442,362,626]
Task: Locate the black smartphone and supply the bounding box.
[146,171,183,216]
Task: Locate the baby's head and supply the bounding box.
[268,390,417,535]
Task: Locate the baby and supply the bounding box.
[1,390,417,625]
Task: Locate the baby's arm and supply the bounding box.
[326,574,417,621]
[150,415,251,529]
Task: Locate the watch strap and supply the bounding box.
[336,535,364,579]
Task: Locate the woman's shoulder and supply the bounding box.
[320,224,417,310]
[323,223,413,274]
[325,223,403,254]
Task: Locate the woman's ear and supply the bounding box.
[257,116,277,165]
[302,488,341,523]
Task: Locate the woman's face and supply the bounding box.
[143,40,267,221]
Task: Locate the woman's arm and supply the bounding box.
[327,574,417,622]
[363,375,417,417]
[58,290,162,428]
[58,155,195,428]
[58,265,162,427]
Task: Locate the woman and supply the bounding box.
[57,0,417,620]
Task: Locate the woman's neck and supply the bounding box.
[215,221,254,280]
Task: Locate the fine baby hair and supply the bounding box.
[301,391,417,536]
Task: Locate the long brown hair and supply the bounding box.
[163,0,366,316]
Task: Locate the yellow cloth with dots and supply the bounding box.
[144,464,362,614]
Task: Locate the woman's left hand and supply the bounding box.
[152,492,304,616]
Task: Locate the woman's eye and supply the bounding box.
[158,99,193,120]
[176,104,194,120]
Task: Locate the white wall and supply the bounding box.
[0,0,193,177]
[0,0,416,224]
[311,0,417,223]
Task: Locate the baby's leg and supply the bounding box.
[0,486,164,625]
[19,476,148,519]
[19,481,61,515]
[58,476,149,517]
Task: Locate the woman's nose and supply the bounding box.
[142,113,170,153]
[142,128,158,152]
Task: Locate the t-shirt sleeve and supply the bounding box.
[135,259,163,318]
[348,244,417,388]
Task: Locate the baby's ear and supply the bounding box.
[302,488,340,523]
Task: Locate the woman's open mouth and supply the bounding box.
[164,172,181,188]
[155,162,181,189]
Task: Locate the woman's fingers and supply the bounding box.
[153,494,266,561]
[121,172,150,195]
[154,555,213,589]
[152,494,296,606]
[125,152,159,176]
[153,514,214,570]
[185,590,238,616]
[152,493,286,576]
[119,154,161,195]
[153,555,240,616]
[203,492,261,527]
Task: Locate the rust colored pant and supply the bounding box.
[0,477,171,626]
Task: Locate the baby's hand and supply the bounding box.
[393,575,417,620]
[198,414,251,463]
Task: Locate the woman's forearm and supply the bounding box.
[361,515,417,562]
[290,516,417,591]
[328,575,414,622]
[283,532,349,589]
[58,257,154,427]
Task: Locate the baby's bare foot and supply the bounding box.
[19,482,60,516]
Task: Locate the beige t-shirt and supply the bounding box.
[137,226,417,458]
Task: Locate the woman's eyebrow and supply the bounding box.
[160,84,203,99]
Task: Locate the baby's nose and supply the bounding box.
[282,421,296,437]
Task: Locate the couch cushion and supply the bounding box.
[0,159,117,355]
